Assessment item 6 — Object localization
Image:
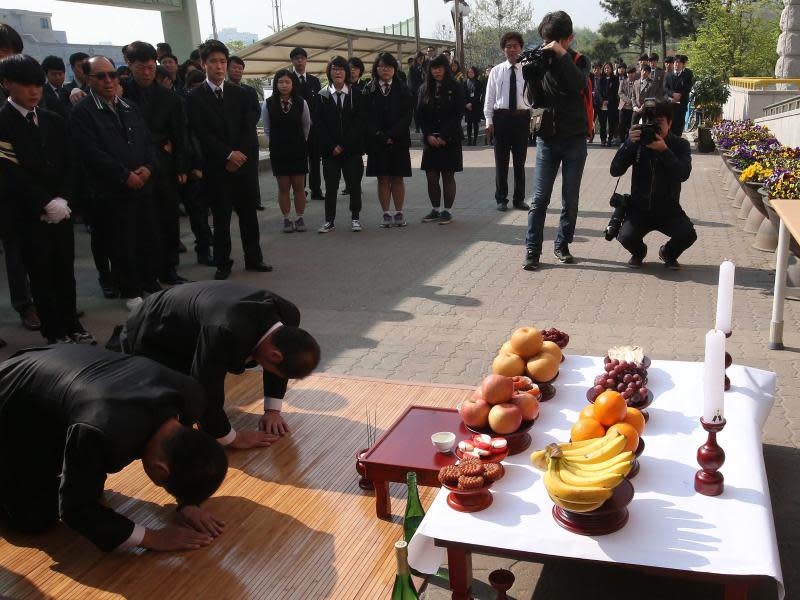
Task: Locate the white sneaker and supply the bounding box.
[125,296,144,312]
[318,222,335,233]
[351,219,362,232]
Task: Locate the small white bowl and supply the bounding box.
[431,431,456,453]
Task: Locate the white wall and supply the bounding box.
[723,86,800,120]
[755,107,800,147]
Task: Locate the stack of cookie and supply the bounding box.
[438,458,504,490]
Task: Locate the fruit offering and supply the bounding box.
[531,435,634,513]
[457,435,508,460]
[460,374,540,434]
[542,327,570,349]
[572,391,644,453]
[492,327,565,383]
[586,358,649,406]
[438,458,504,490]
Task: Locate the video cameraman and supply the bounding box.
[523,11,590,271]
[609,100,696,269]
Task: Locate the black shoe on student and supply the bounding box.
[523,249,540,271]
[214,266,231,280]
[422,210,440,223]
[256,202,266,211]
[197,251,215,266]
[497,203,508,212]
[659,245,681,270]
[342,188,350,196]
[554,244,574,264]
[245,261,273,273]
[513,201,530,211]
[310,190,324,200]
[159,270,190,285]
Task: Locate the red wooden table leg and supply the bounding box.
[374,480,391,519]
[447,546,473,600]
[724,582,750,600]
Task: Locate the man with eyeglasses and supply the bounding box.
[69,55,158,312]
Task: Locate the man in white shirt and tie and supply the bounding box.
[483,31,531,212]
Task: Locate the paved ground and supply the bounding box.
[1,141,797,599]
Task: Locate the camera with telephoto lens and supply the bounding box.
[519,44,553,83]
[639,98,658,146]
[605,192,632,241]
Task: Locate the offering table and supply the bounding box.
[408,356,784,600]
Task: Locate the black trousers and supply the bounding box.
[323,154,363,223]
[153,172,181,277]
[618,108,633,142]
[87,195,114,286]
[618,207,697,261]
[671,105,687,137]
[1,232,32,313]
[102,192,158,298]
[181,175,213,256]
[307,132,322,195]
[598,108,619,142]
[493,113,530,205]
[465,111,481,143]
[205,174,263,269]
[19,220,79,340]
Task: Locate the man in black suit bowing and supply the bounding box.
[0,55,93,343]
[290,47,323,200]
[118,281,321,449]
[0,345,228,552]
[227,55,264,211]
[187,40,270,280]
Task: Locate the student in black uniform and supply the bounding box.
[348,57,366,92]
[362,52,413,228]
[0,345,228,552]
[117,281,321,447]
[418,54,464,225]
[187,40,270,280]
[290,47,323,200]
[463,65,484,146]
[316,56,365,234]
[264,69,310,234]
[0,55,94,344]
[39,55,67,117]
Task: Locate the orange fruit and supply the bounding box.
[593,390,628,427]
[570,418,606,442]
[579,404,596,421]
[608,422,640,453]
[622,407,646,435]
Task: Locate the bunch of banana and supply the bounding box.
[531,434,634,513]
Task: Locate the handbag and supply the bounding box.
[529,107,555,137]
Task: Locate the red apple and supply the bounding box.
[488,403,523,434]
[460,396,491,429]
[510,392,540,421]
[482,374,515,405]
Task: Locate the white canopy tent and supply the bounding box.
[236,21,452,79]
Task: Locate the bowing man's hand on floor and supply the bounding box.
[228,429,281,449]
[178,505,226,537]
[259,410,290,436]
[142,524,214,552]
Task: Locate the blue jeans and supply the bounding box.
[525,134,587,255]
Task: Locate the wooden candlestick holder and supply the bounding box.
[694,418,726,496]
[488,569,515,599]
[724,331,732,391]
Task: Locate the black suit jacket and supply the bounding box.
[122,79,190,174]
[667,69,694,107]
[0,105,73,232]
[0,345,206,551]
[120,281,301,439]
[362,78,413,150]
[68,91,156,199]
[187,81,251,179]
[41,84,67,118]
[316,86,365,157]
[295,72,322,113]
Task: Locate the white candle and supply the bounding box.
[703,329,726,423]
[715,261,735,334]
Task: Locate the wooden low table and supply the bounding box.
[360,406,468,519]
[769,199,800,349]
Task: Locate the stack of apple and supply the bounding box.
[492,327,564,383]
[460,374,541,435]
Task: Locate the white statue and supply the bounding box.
[775,0,800,78]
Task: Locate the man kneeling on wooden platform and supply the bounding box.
[0,345,228,552]
[117,281,321,449]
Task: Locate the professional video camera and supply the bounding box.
[604,191,632,241]
[639,98,658,146]
[519,44,553,83]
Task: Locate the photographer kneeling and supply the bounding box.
[609,100,696,270]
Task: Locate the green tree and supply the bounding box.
[600,0,693,58]
[589,38,621,64]
[464,0,535,68]
[678,0,782,80]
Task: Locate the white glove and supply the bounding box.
[41,197,71,224]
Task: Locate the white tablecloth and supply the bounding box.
[408,356,784,598]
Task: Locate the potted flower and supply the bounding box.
[763,167,800,257]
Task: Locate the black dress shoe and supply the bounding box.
[159,270,190,285]
[497,203,508,212]
[310,191,324,201]
[214,267,231,280]
[245,261,273,273]
[256,202,266,211]
[554,244,574,264]
[197,252,215,266]
[513,201,530,211]
[523,250,540,271]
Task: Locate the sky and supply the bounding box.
[10,0,609,46]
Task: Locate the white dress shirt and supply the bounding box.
[483,60,531,126]
[8,97,38,126]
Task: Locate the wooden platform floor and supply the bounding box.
[0,373,473,600]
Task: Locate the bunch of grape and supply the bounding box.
[586,359,649,405]
[542,328,569,349]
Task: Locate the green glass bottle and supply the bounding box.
[391,540,419,600]
[403,471,425,543]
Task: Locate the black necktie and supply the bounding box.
[509,66,518,111]
[26,111,37,128]
[336,91,343,110]
[214,88,223,103]
[300,75,306,85]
